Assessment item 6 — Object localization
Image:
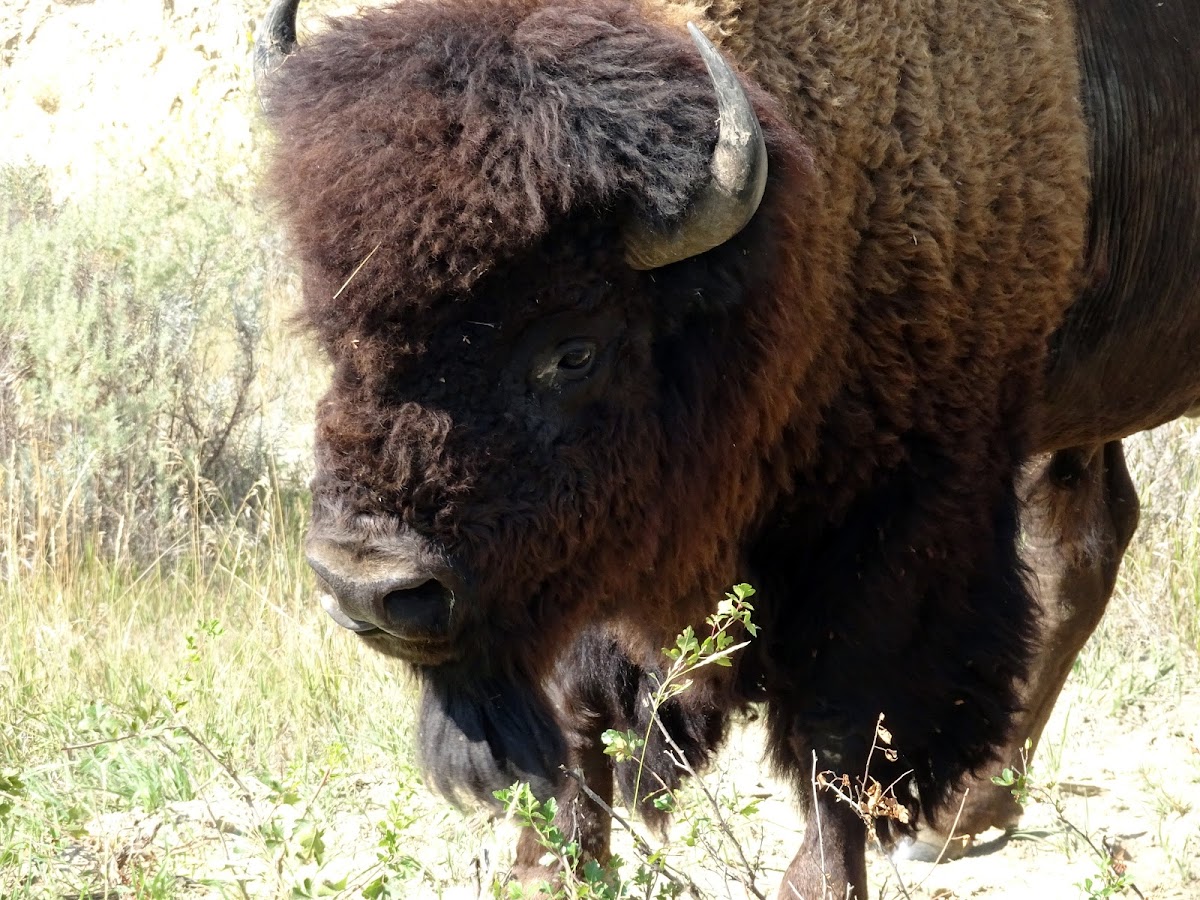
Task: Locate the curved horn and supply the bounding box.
[623,23,768,271]
[254,0,301,90]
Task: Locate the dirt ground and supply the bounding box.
[60,663,1200,899]
[715,677,1200,900]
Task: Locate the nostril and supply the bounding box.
[380,578,454,635]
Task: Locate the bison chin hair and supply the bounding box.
[416,666,566,809]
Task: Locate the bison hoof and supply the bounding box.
[892,832,977,863]
[894,822,1017,864]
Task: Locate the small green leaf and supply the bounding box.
[0,770,25,797]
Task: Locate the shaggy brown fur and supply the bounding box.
[1040,0,1200,448]
[264,0,1089,896]
[910,0,1200,852]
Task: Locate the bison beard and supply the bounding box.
[417,668,566,809]
[417,633,730,821]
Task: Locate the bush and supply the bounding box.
[0,160,295,563]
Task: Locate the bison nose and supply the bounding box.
[305,540,456,639]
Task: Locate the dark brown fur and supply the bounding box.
[1040,0,1200,447]
[265,0,1093,895]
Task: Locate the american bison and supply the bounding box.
[255,0,1200,896]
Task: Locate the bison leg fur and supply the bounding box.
[510,706,616,885]
[768,724,871,900]
[510,633,635,885]
[910,440,1139,858]
[779,784,868,900]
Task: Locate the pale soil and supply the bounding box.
[60,656,1200,899]
[739,677,1200,900]
[0,0,260,198]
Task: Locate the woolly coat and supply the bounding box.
[267,0,1090,829]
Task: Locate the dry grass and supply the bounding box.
[2,342,1195,900]
[1113,421,1200,653]
[0,464,496,897]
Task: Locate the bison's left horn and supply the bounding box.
[624,23,768,271]
[254,0,301,90]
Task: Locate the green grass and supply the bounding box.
[0,471,492,897]
[0,161,1196,896]
[0,151,466,895]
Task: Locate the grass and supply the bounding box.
[2,428,1196,898]
[1111,421,1200,654]
[0,470,493,897]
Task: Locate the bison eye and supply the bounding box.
[526,334,607,393]
[553,340,597,379]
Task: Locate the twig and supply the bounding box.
[814,726,916,900]
[196,790,252,900]
[651,713,767,900]
[811,752,827,900]
[920,788,970,877]
[300,765,334,821]
[175,723,255,802]
[62,733,145,753]
[662,746,766,899]
[1010,743,1145,900]
[816,772,914,900]
[200,357,255,476]
[332,243,381,300]
[561,767,706,899]
[1030,783,1145,900]
[876,832,914,900]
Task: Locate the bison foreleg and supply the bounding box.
[511,719,615,884]
[779,776,868,900]
[510,635,623,886]
[911,440,1139,858]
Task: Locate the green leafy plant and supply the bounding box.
[992,742,1142,899]
[497,585,765,900]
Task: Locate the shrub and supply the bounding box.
[0,160,295,564]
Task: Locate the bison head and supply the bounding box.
[260,0,818,807]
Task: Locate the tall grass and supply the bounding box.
[1120,421,1200,653]
[0,115,487,897]
[0,462,485,896]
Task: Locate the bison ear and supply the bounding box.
[416,669,566,808]
[623,23,768,271]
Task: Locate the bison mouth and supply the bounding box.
[362,630,461,667]
[305,524,471,668]
[416,664,566,808]
[319,591,463,666]
[318,590,378,632]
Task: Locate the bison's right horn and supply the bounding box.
[254,0,301,90]
[623,23,768,271]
